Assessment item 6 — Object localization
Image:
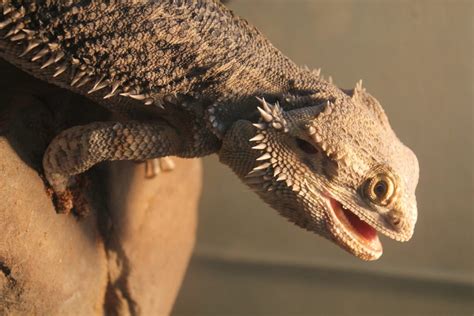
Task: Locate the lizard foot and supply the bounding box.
[50,189,74,214]
[144,157,176,178]
[44,174,91,217]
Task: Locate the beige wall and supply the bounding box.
[173,1,473,315]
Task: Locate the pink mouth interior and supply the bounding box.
[329,198,379,243]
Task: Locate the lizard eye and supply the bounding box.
[364,173,395,206]
[296,138,318,154]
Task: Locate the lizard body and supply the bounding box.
[0,0,419,260]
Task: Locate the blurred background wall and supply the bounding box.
[173,1,473,315]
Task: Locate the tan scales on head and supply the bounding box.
[220,91,419,260]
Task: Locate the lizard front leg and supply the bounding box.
[43,120,182,205]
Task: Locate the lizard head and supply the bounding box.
[219,86,419,261]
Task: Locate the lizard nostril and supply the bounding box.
[392,217,401,226]
[387,211,402,228]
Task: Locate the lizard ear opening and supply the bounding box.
[296,138,318,155]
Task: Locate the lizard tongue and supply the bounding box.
[331,198,380,244]
[341,207,378,241]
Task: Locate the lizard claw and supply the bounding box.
[52,189,75,214]
[55,187,90,217]
[159,157,176,172]
[144,157,175,178]
[145,158,161,178]
[44,174,90,216]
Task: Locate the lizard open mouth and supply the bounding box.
[325,195,383,260]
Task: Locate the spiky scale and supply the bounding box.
[76,76,92,88]
[356,79,364,91]
[40,55,56,69]
[246,169,267,177]
[271,121,283,130]
[53,64,67,77]
[31,47,49,61]
[320,142,328,151]
[256,153,271,161]
[245,177,264,185]
[253,123,266,130]
[0,18,13,30]
[3,5,13,16]
[9,32,25,41]
[4,24,19,38]
[92,82,108,93]
[48,42,59,50]
[249,134,265,142]
[155,101,165,110]
[259,97,272,113]
[71,70,86,86]
[144,98,154,105]
[271,106,280,117]
[253,162,271,171]
[54,50,65,62]
[273,166,281,176]
[88,76,107,93]
[252,143,266,150]
[263,175,273,181]
[313,133,323,143]
[323,103,333,115]
[13,21,25,33]
[257,106,273,122]
[103,82,121,99]
[21,29,36,36]
[292,184,300,192]
[127,94,146,101]
[20,40,41,57]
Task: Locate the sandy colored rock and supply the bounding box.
[107,159,201,315]
[0,138,108,315]
[0,59,202,315]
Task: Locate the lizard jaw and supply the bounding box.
[324,194,383,260]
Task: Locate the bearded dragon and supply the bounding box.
[0,0,419,260]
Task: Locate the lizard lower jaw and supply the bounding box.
[325,195,383,260]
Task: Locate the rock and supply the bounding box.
[0,59,201,315]
[106,159,201,315]
[0,135,108,315]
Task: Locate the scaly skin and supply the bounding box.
[0,0,419,260]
